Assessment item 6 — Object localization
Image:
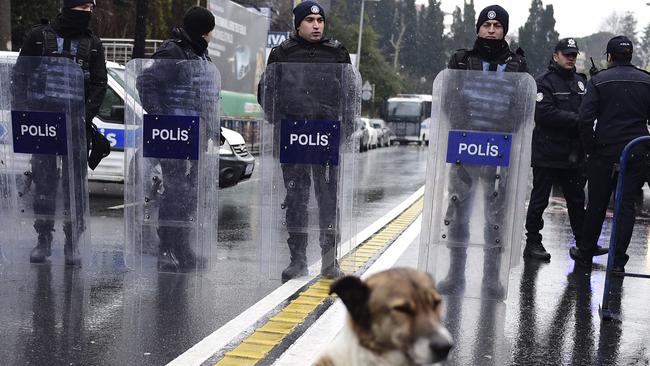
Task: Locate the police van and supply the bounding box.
[91,61,255,192]
[0,52,255,193]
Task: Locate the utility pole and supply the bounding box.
[0,0,11,51]
[133,0,148,59]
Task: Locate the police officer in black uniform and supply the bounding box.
[263,1,351,282]
[570,36,650,271]
[136,6,216,272]
[16,0,107,265]
[437,5,527,297]
[523,38,608,261]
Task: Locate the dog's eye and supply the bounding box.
[392,304,415,315]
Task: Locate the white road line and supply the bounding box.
[167,186,425,366]
[273,216,423,366]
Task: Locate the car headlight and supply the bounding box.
[219,138,233,155]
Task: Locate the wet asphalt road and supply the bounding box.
[409,195,650,366]
[0,145,428,366]
[4,143,650,366]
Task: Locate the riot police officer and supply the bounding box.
[263,1,351,282]
[136,6,216,272]
[16,0,107,265]
[438,5,527,297]
[570,36,650,272]
[523,38,608,261]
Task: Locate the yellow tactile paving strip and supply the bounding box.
[213,197,424,366]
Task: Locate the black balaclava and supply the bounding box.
[473,38,510,62]
[53,8,93,38]
[182,6,216,55]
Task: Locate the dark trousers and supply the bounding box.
[31,154,86,243]
[157,160,198,251]
[282,164,339,250]
[444,164,509,246]
[525,167,585,245]
[580,155,647,264]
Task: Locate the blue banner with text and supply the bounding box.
[143,114,200,160]
[12,110,67,155]
[280,119,341,165]
[446,130,512,167]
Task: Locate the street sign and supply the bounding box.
[362,80,373,101]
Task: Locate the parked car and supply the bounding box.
[370,120,385,148]
[0,52,254,194]
[370,118,394,147]
[352,118,371,152]
[359,117,379,150]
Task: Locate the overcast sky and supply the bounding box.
[414,0,650,39]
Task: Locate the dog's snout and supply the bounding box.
[429,333,453,361]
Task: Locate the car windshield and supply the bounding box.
[372,122,382,128]
[107,67,126,89]
[388,101,421,119]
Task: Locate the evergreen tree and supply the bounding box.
[462,0,476,48]
[619,11,638,44]
[519,0,559,76]
[400,0,418,74]
[450,6,464,47]
[372,0,397,53]
[417,0,445,80]
[536,5,559,65]
[640,23,650,69]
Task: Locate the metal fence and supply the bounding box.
[101,38,164,64]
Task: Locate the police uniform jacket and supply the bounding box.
[266,33,351,65]
[150,27,211,61]
[137,27,214,116]
[578,62,650,160]
[445,38,527,133]
[19,17,107,125]
[260,33,351,120]
[448,38,527,72]
[532,62,587,169]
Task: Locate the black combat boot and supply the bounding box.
[30,232,53,263]
[481,251,506,299]
[158,247,181,272]
[437,248,467,295]
[523,241,551,261]
[30,220,54,263]
[320,234,343,278]
[157,227,181,272]
[281,233,308,282]
[63,222,81,266]
[175,242,207,272]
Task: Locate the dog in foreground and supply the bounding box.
[314,267,453,366]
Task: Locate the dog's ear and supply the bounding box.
[330,276,371,330]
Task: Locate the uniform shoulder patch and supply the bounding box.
[322,39,341,48]
[536,92,544,102]
[280,38,299,50]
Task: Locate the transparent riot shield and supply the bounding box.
[0,58,11,265]
[124,59,220,274]
[258,63,361,281]
[418,69,535,300]
[0,56,90,267]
